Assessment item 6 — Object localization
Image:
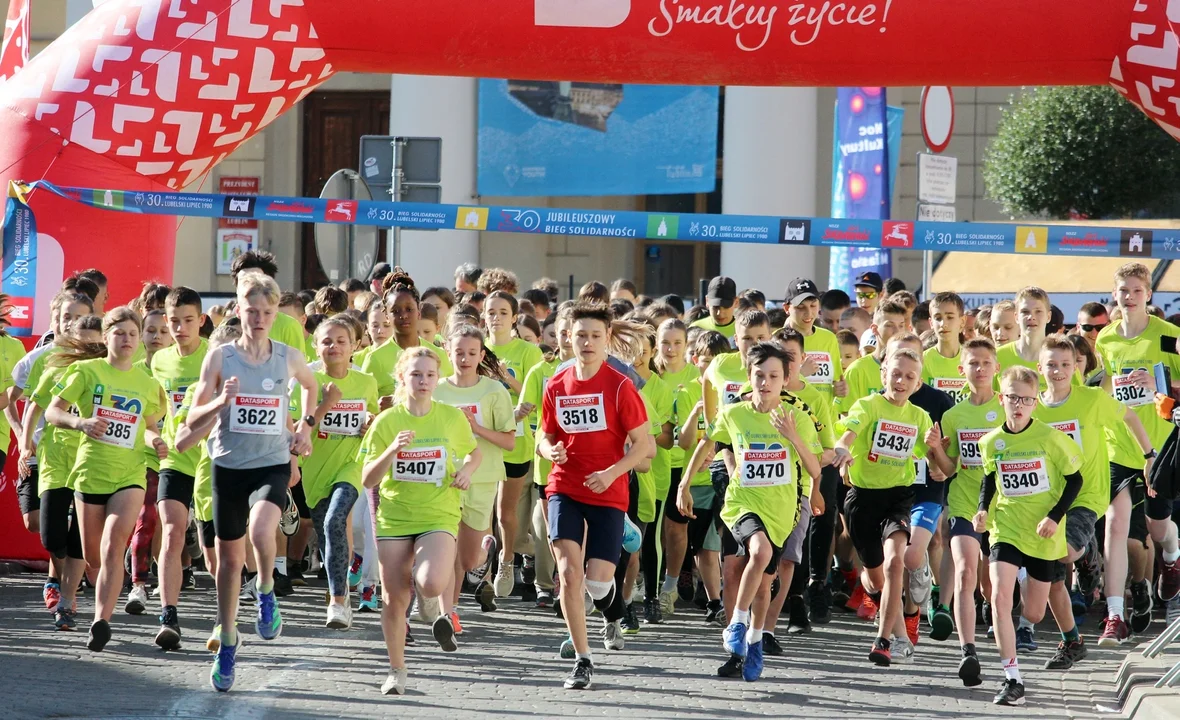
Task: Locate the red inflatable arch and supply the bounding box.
[0,0,1178,559]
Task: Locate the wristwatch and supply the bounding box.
[303,414,317,428]
[1145,450,1157,460]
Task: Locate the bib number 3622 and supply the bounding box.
[229,394,283,436]
[556,393,606,434]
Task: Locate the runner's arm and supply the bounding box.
[1045,471,1083,524]
[186,350,227,428]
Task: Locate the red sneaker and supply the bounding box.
[845,583,866,613]
[450,610,464,636]
[1158,560,1180,602]
[43,582,61,611]
[1097,614,1130,647]
[869,639,891,666]
[904,613,920,646]
[857,593,879,622]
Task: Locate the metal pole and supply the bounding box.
[389,138,406,268]
[345,171,356,281]
[568,274,575,300]
[922,250,932,301]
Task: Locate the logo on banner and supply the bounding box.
[456,207,489,230]
[778,219,810,244]
[819,222,872,244]
[535,0,631,28]
[265,200,315,217]
[881,221,913,248]
[1121,230,1152,257]
[646,215,679,239]
[325,200,358,223]
[223,196,256,218]
[1015,226,1048,254]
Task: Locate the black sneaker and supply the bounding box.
[87,619,111,652]
[564,658,593,690]
[643,597,662,625]
[405,622,415,646]
[993,678,1026,706]
[182,566,197,590]
[762,632,784,656]
[521,555,536,586]
[808,581,832,625]
[155,605,182,650]
[623,602,641,635]
[1131,580,1154,634]
[958,646,982,687]
[287,565,306,587]
[520,584,537,603]
[475,580,497,612]
[705,600,725,627]
[678,570,695,603]
[717,654,744,678]
[272,571,294,598]
[1044,639,1086,670]
[787,594,811,634]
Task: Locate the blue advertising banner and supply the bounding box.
[1,188,36,336]
[477,80,719,197]
[829,88,903,295]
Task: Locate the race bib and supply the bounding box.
[393,446,446,486]
[914,458,928,486]
[1047,419,1082,449]
[869,420,918,461]
[321,399,366,437]
[722,381,743,405]
[739,447,792,487]
[804,352,834,385]
[516,420,526,438]
[1113,373,1152,407]
[556,393,607,434]
[933,378,967,400]
[94,405,139,450]
[451,402,485,428]
[169,389,187,415]
[229,394,284,436]
[957,428,989,468]
[998,457,1051,497]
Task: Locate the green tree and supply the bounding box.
[983,86,1180,219]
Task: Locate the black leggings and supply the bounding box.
[806,466,841,587]
[641,500,664,602]
[39,487,83,560]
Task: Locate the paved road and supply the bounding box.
[0,572,1142,719]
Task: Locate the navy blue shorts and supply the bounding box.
[547,493,625,565]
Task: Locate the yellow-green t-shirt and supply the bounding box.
[433,376,514,486]
[360,338,454,399]
[981,420,1083,560]
[995,342,1085,392]
[151,339,209,477]
[661,363,702,469]
[1096,316,1180,468]
[713,400,821,546]
[704,352,747,430]
[489,337,545,465]
[1032,386,1125,516]
[31,365,80,495]
[523,358,559,487]
[941,394,1004,522]
[293,369,380,509]
[638,372,675,501]
[271,311,307,356]
[843,393,932,489]
[54,358,165,495]
[923,346,968,403]
[0,334,27,445]
[690,316,736,345]
[135,359,162,473]
[175,386,213,523]
[359,401,477,537]
[800,326,843,403]
[834,354,882,416]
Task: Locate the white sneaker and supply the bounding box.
[125,583,149,615]
[493,562,515,598]
[892,636,915,663]
[659,587,677,617]
[381,668,407,695]
[908,553,932,606]
[326,601,352,630]
[239,578,257,604]
[584,587,596,616]
[414,593,440,623]
[601,619,625,650]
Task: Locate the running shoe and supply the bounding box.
[432,614,457,652]
[892,637,915,663]
[535,589,555,608]
[958,646,982,687]
[1097,615,1130,647]
[993,678,1025,706]
[787,594,811,635]
[348,553,363,590]
[405,621,415,646]
[87,619,112,652]
[623,602,641,635]
[1044,639,1086,670]
[256,590,283,640]
[659,587,677,617]
[928,604,954,641]
[808,581,832,625]
[272,571,294,598]
[705,601,725,627]
[643,597,662,625]
[126,583,148,615]
[723,621,748,657]
[449,610,463,636]
[564,658,593,690]
[844,583,866,613]
[717,654,744,678]
[677,569,694,604]
[280,490,299,536]
[904,612,920,646]
[155,605,182,649]
[53,607,77,631]
[1131,579,1154,634]
[287,565,306,587]
[493,562,515,598]
[182,566,197,590]
[381,668,407,696]
[622,515,642,554]
[475,580,497,612]
[559,636,575,659]
[471,536,497,584]
[240,575,257,604]
[207,624,222,653]
[521,554,536,586]
[762,632,783,657]
[982,601,993,629]
[1075,537,1101,598]
[601,619,625,650]
[210,636,240,692]
[414,593,441,623]
[358,585,379,613]
[868,637,891,666]
[742,640,764,682]
[1160,560,1180,602]
[43,581,61,612]
[857,593,879,623]
[1015,626,1037,651]
[908,553,933,606]
[326,601,352,630]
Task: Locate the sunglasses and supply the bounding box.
[1078,323,1108,333]
[856,290,878,299]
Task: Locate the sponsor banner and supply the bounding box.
[1,189,36,336]
[478,80,719,197]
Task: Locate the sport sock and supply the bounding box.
[662,575,678,593]
[275,556,287,575]
[1063,627,1080,643]
[1017,616,1034,631]
[1002,657,1022,683]
[1107,596,1125,620]
[746,625,762,644]
[733,608,751,626]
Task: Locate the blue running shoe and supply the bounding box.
[256,590,283,640]
[743,640,764,682]
[723,621,748,657]
[210,635,241,692]
[1015,626,1037,652]
[622,515,642,554]
[347,553,363,590]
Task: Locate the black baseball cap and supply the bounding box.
[706,276,737,307]
[786,278,820,305]
[854,271,884,292]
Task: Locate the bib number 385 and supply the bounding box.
[94,406,140,450]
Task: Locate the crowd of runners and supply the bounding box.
[7,253,1180,706]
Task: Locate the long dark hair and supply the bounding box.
[447,323,508,383]
[51,308,140,367]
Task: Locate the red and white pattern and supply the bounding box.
[1,0,335,189]
[0,0,29,82]
[1111,0,1180,141]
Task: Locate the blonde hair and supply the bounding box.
[1015,286,1051,310]
[991,300,1017,317]
[1115,262,1152,285]
[1000,365,1039,391]
[236,270,280,306]
[52,306,142,367]
[209,323,242,346]
[886,332,922,353]
[392,346,440,406]
[315,315,359,345]
[886,347,923,368]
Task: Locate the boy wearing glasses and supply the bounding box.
[854,272,883,316]
[1076,302,1109,348]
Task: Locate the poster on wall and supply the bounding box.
[216,228,256,275]
[478,80,719,197]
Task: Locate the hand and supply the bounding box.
[800,355,818,379]
[1144,456,1155,491]
[832,447,854,471]
[289,457,300,487]
[1130,368,1155,391]
[323,382,343,407]
[833,379,848,398]
[153,437,169,460]
[547,440,567,465]
[222,376,239,403]
[770,406,797,440]
[392,430,416,454]
[451,465,474,491]
[809,489,825,517]
[925,424,943,449]
[17,451,30,479]
[80,417,109,440]
[584,470,615,494]
[972,510,988,533]
[1036,517,1059,538]
[515,402,535,423]
[379,395,394,412]
[677,484,695,520]
[930,464,947,483]
[691,399,705,417]
[461,407,479,431]
[290,428,313,456]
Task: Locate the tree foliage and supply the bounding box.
[983,86,1180,219]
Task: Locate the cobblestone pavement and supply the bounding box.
[0,573,1139,719]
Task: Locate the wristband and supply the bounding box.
[1145,450,1157,460]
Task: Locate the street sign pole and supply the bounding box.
[389,137,405,268]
